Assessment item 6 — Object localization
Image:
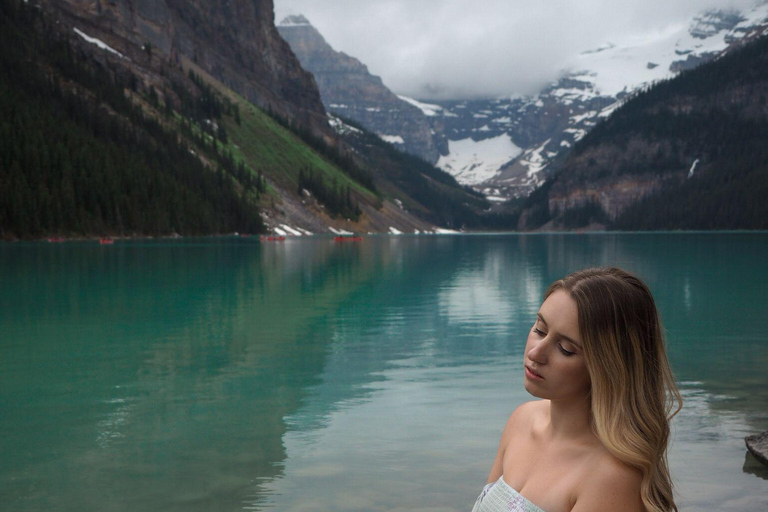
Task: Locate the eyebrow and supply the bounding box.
[536,313,583,349]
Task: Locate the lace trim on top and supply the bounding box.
[471,476,547,512]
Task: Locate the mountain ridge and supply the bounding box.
[277,15,445,164]
[420,2,768,200]
[518,31,768,230]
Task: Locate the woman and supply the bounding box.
[472,267,682,512]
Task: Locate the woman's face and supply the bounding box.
[523,289,591,402]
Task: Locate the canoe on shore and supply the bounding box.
[745,431,768,466]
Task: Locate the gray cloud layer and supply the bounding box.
[275,0,759,100]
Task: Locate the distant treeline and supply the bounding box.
[0,0,265,239]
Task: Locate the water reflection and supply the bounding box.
[0,238,402,511]
[743,452,768,481]
[1,233,767,512]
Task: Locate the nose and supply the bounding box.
[527,335,547,364]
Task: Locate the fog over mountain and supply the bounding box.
[274,0,761,100]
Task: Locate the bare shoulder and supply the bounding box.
[507,400,546,426]
[501,400,549,446]
[486,401,547,483]
[501,400,546,439]
[572,451,644,512]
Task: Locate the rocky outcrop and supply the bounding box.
[746,431,768,466]
[548,174,673,220]
[278,15,442,163]
[48,0,331,139]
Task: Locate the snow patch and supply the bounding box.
[329,227,354,235]
[380,134,405,144]
[569,111,598,124]
[389,227,403,235]
[73,28,126,59]
[397,95,443,116]
[327,114,362,135]
[688,158,700,178]
[564,127,587,141]
[436,133,522,186]
[280,224,303,236]
[519,139,552,180]
[598,101,622,118]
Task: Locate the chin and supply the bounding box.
[523,381,545,398]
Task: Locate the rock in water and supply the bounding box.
[745,431,768,466]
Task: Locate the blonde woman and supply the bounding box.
[472,267,682,512]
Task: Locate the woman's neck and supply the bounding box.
[545,395,593,441]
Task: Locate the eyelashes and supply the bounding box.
[532,326,576,356]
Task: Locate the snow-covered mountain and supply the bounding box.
[277,3,768,203]
[420,2,768,201]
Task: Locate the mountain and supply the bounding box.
[517,29,768,231]
[276,4,768,204]
[422,2,768,202]
[326,116,514,231]
[277,15,445,164]
[48,0,332,139]
[1,0,503,240]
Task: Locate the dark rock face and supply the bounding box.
[48,0,331,138]
[690,10,744,39]
[746,431,768,467]
[278,15,442,163]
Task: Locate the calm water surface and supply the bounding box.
[1,233,767,512]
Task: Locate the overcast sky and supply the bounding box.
[274,0,759,100]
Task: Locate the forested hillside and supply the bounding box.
[0,1,267,239]
[521,32,768,231]
[334,117,518,230]
[0,0,509,240]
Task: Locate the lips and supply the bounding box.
[525,365,544,380]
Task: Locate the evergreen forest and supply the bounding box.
[0,0,266,239]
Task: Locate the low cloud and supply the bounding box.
[275,0,760,100]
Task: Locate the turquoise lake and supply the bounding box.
[1,233,767,511]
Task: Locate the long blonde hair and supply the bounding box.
[546,267,682,512]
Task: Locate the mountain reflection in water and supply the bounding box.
[1,233,766,512]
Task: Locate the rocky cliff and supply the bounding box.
[277,15,443,163]
[48,0,331,139]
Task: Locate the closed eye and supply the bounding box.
[533,327,546,336]
[558,343,576,356]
